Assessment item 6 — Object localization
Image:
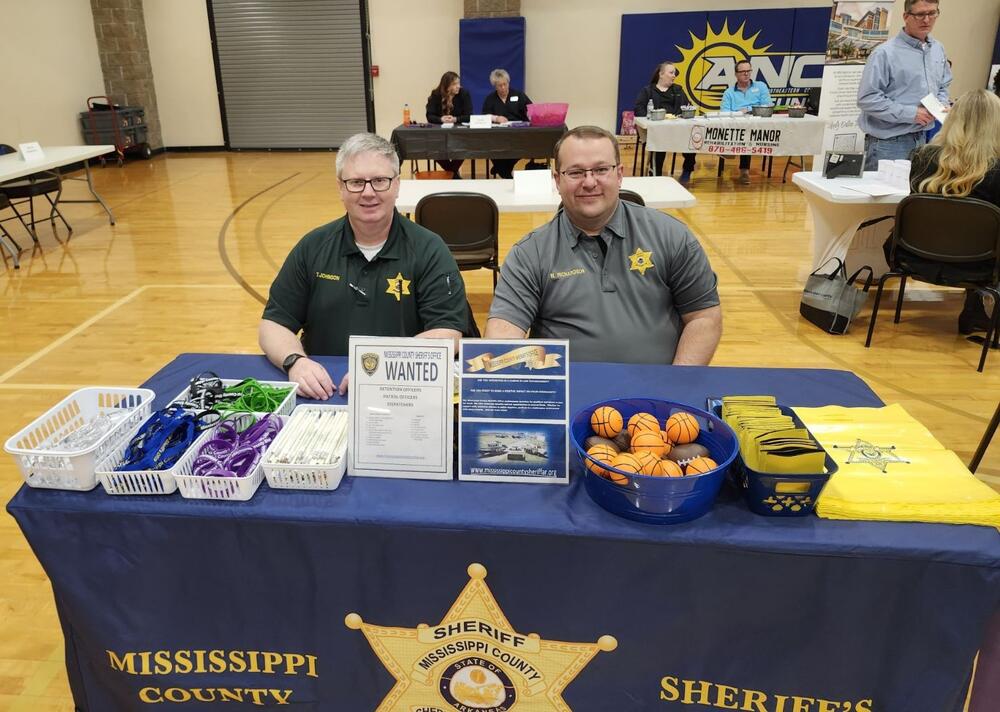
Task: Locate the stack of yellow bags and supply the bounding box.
[793,403,1000,527]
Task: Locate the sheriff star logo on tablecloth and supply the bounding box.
[628,248,654,276]
[834,438,911,473]
[345,563,617,712]
[386,272,411,301]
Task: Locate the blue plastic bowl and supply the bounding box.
[570,398,738,524]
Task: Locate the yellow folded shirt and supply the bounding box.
[793,404,1000,528]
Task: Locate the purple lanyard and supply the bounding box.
[191,415,282,478]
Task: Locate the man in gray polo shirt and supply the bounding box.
[485,126,722,364]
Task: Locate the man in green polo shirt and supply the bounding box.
[259,133,468,399]
[485,125,722,364]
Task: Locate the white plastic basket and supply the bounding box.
[4,387,155,491]
[170,378,297,417]
[172,415,283,501]
[94,418,198,495]
[262,405,348,491]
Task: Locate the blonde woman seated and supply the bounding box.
[888,89,1000,334]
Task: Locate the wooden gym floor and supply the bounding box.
[1,149,997,709]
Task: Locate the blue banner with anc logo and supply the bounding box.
[617,8,829,130]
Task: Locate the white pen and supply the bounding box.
[349,282,367,297]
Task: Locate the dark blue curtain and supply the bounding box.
[459,17,526,115]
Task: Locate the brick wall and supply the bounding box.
[90,0,162,149]
[464,0,521,19]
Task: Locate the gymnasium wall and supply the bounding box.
[1,0,997,148]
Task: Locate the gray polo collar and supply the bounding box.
[561,200,627,246]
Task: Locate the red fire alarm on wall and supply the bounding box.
[371,65,379,77]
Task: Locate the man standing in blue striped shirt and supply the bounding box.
[857,0,951,170]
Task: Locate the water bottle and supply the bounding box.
[403,103,411,126]
[646,99,654,116]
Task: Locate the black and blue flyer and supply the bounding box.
[458,339,569,484]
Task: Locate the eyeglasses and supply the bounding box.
[341,176,397,192]
[559,165,618,181]
[906,10,939,19]
[736,69,753,75]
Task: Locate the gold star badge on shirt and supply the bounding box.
[386,272,411,301]
[628,248,654,276]
[345,563,617,712]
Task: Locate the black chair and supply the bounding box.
[0,143,72,241]
[0,193,22,268]
[631,122,648,176]
[414,192,500,289]
[864,194,1000,372]
[619,189,646,206]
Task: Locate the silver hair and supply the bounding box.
[335,133,400,178]
[489,68,511,87]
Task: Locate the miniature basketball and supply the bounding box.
[627,412,660,438]
[659,459,684,477]
[584,435,620,453]
[659,430,673,457]
[634,451,661,475]
[685,456,718,475]
[586,444,617,477]
[646,458,671,477]
[666,442,710,466]
[609,453,642,484]
[591,406,623,439]
[630,429,666,458]
[665,412,700,444]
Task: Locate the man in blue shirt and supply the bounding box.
[721,59,772,184]
[857,0,951,170]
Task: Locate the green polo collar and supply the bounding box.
[339,210,404,260]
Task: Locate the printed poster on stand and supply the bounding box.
[815,2,897,164]
[348,336,453,481]
[458,339,569,484]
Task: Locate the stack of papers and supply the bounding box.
[837,181,907,197]
[794,403,1000,528]
[721,395,827,474]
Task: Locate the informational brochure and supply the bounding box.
[349,336,453,480]
[920,93,948,124]
[458,339,569,484]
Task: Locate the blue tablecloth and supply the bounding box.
[8,354,1000,711]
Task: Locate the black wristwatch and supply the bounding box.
[282,353,306,374]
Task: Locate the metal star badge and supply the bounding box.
[386,272,411,301]
[346,563,617,711]
[628,248,654,276]
[834,439,910,473]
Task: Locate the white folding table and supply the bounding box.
[793,171,909,276]
[0,145,117,267]
[395,176,696,214]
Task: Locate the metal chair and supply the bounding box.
[0,193,22,268]
[631,122,648,176]
[414,192,500,289]
[0,144,72,241]
[864,194,1000,372]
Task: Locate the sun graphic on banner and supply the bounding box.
[675,19,772,112]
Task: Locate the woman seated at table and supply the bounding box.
[425,71,473,178]
[885,89,1000,334]
[481,68,532,179]
[633,61,696,185]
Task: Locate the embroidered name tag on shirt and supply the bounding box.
[549,268,586,280]
[316,272,341,281]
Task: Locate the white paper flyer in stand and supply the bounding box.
[18,142,44,163]
[458,339,569,484]
[468,114,492,129]
[512,169,553,196]
[348,336,453,480]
